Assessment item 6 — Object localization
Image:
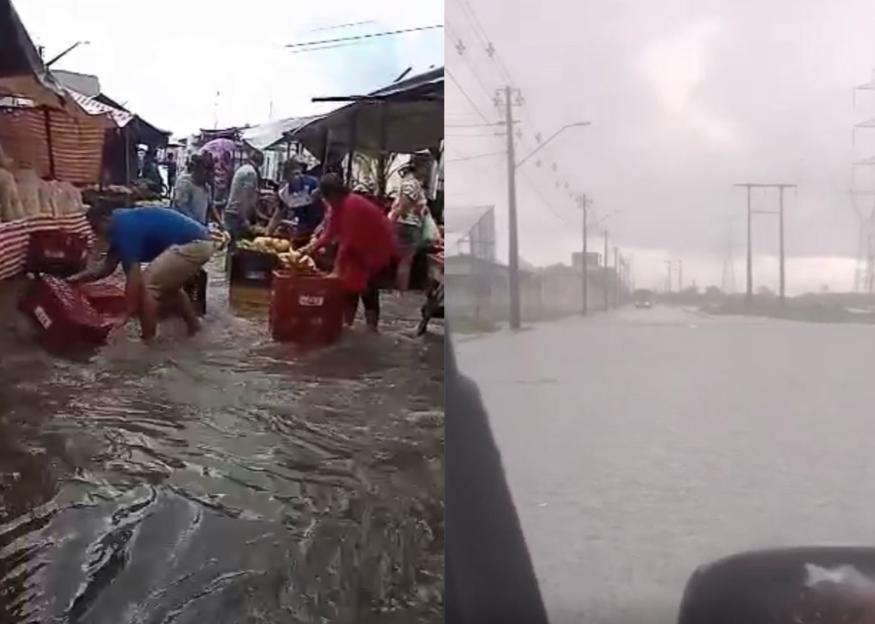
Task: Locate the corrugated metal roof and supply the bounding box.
[368,66,443,99]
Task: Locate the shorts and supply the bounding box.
[144,239,214,298]
[396,222,423,256]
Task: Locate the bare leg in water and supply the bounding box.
[175,289,201,335]
[140,291,160,341]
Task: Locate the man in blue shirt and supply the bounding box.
[69,206,213,341]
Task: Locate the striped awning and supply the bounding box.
[0,105,106,184]
[67,89,133,128]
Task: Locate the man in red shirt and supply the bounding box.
[300,174,399,331]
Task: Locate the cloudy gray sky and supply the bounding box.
[446,0,875,292]
[17,0,442,137]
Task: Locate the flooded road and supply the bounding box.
[456,307,875,624]
[0,257,444,623]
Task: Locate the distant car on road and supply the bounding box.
[634,289,653,309]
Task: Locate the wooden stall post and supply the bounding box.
[345,109,358,186]
[42,108,56,179]
[377,101,388,199]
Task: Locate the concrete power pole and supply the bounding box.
[613,246,620,307]
[603,230,609,311]
[498,86,523,330]
[579,194,590,315]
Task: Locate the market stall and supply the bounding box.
[294,67,445,328]
[0,0,109,281]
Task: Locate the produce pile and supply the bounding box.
[236,237,320,275]
[277,249,319,275]
[237,236,291,254]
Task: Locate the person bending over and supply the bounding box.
[69,205,214,341]
[300,174,399,331]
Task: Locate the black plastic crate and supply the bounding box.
[229,249,278,286]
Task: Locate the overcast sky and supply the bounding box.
[446,0,875,293]
[17,0,442,137]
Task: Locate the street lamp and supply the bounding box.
[515,121,590,169]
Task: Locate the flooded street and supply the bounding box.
[0,257,444,624]
[456,307,875,624]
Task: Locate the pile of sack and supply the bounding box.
[0,145,84,223]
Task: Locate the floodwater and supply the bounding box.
[456,306,875,624]
[0,256,444,624]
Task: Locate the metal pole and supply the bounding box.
[581,195,588,315]
[779,186,786,304]
[746,185,753,304]
[504,86,522,330]
[613,246,619,307]
[345,111,357,186]
[603,230,609,311]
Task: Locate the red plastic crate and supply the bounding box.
[19,275,115,348]
[79,281,127,317]
[269,272,344,344]
[27,229,89,277]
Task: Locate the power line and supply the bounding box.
[446,151,506,163]
[446,122,506,128]
[446,67,490,123]
[449,3,568,184]
[285,24,443,49]
[288,40,377,54]
[310,20,376,32]
[454,0,515,85]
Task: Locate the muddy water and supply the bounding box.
[0,258,444,623]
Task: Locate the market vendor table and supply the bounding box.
[0,214,91,281]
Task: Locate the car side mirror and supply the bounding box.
[678,547,875,624]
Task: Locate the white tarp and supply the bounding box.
[240,115,324,151]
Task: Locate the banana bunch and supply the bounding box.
[210,229,231,252]
[277,249,320,275]
[237,237,291,254]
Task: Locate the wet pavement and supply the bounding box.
[0,256,444,624]
[456,306,875,624]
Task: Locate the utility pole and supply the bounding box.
[613,246,620,307]
[677,259,684,292]
[498,86,523,330]
[664,260,673,293]
[776,184,796,304]
[579,194,589,315]
[734,183,797,305]
[603,230,609,311]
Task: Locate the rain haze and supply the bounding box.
[449,2,875,623]
[445,0,875,293]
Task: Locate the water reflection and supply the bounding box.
[0,258,444,623]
